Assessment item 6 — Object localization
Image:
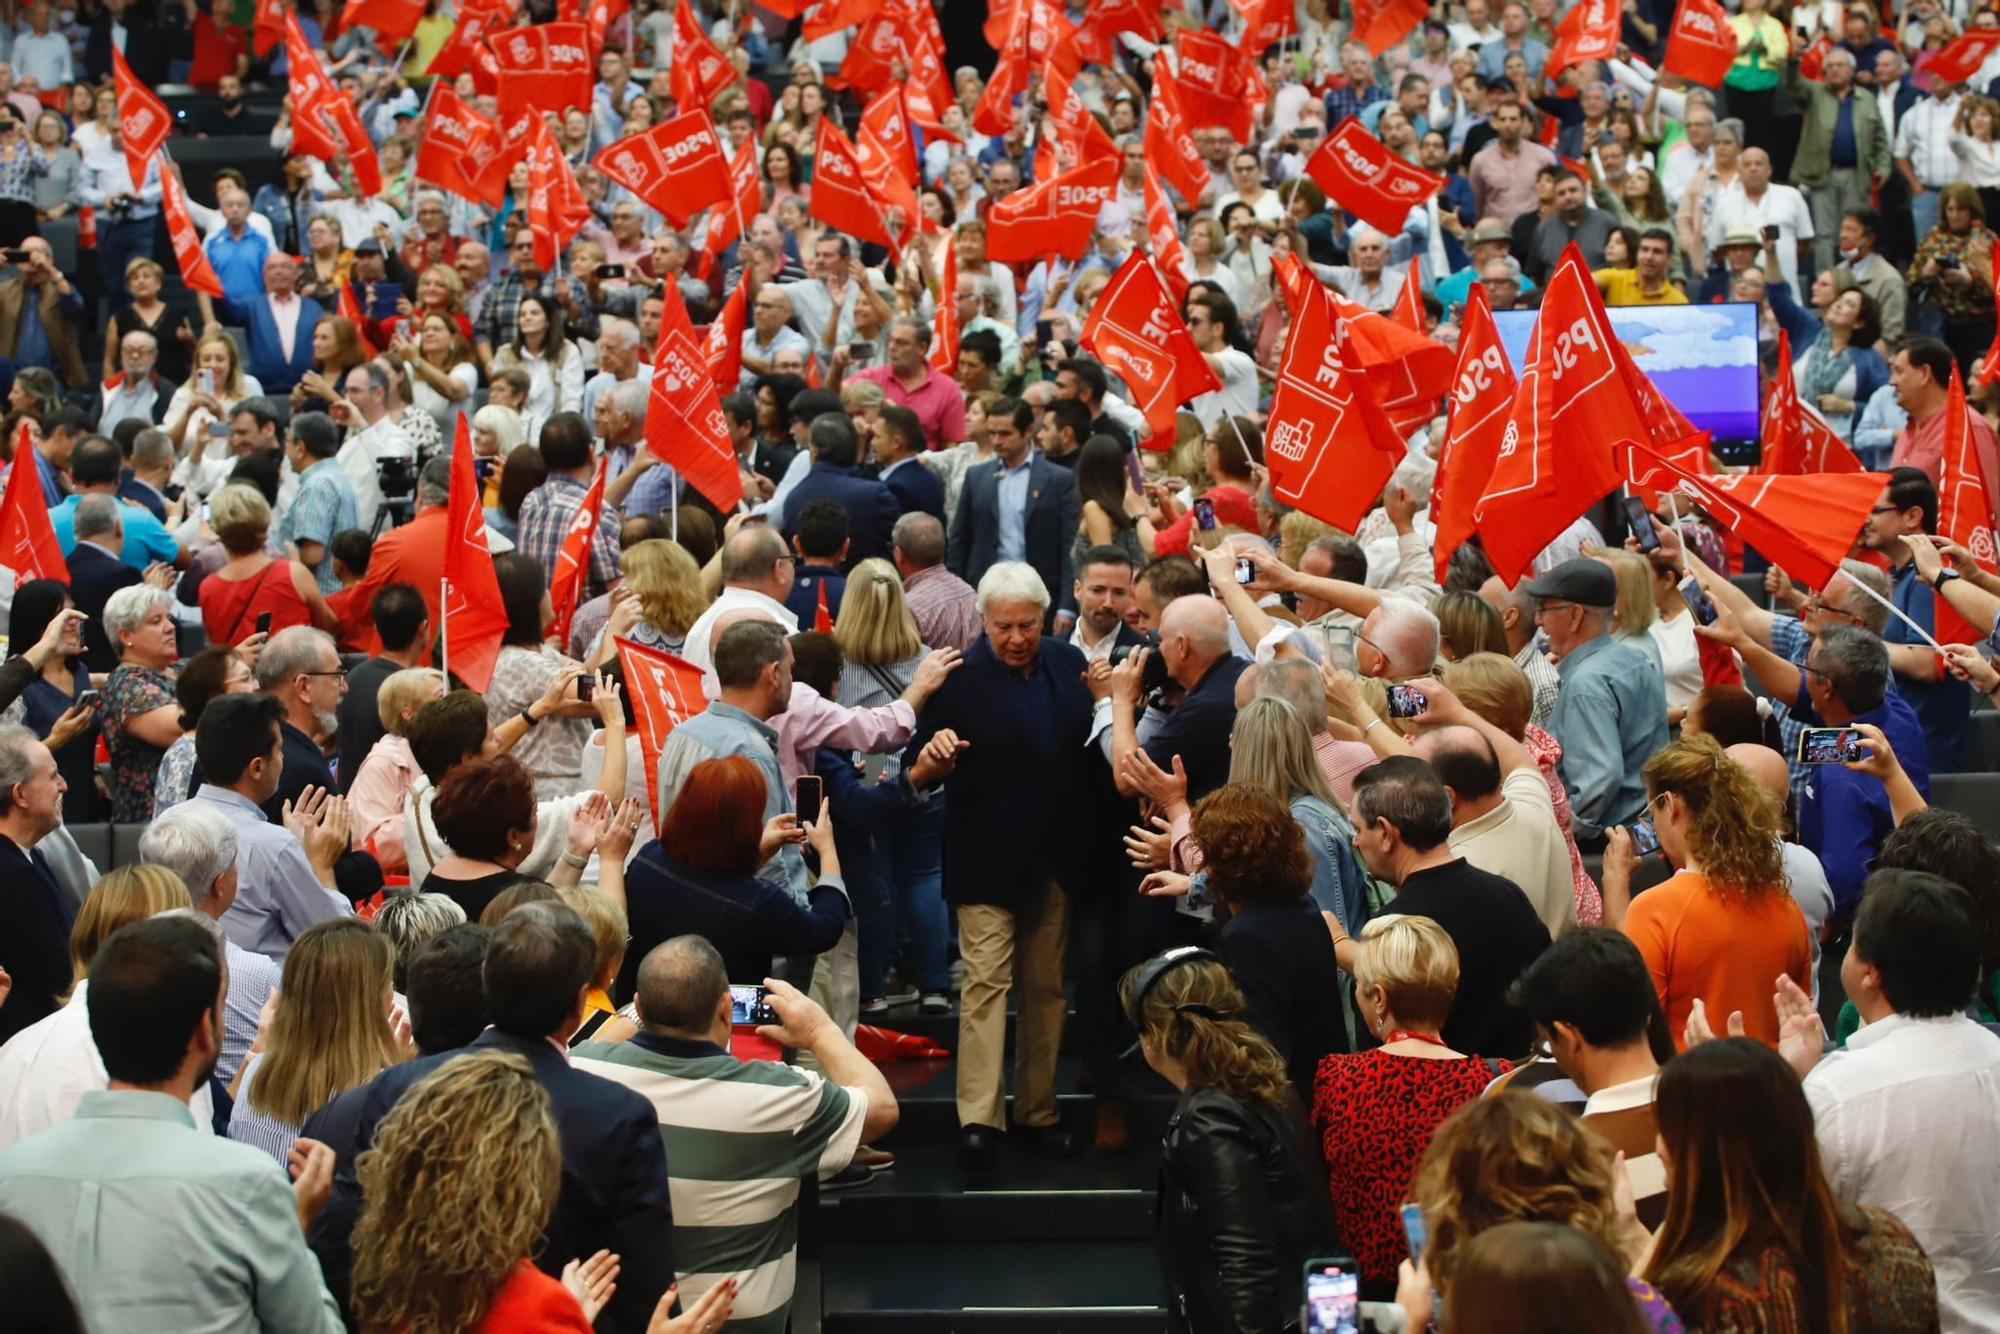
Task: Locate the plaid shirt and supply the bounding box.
[477,271,543,352]
[1324,80,1389,130]
[1515,640,1562,732]
[902,564,981,652]
[281,458,359,593]
[517,473,621,602]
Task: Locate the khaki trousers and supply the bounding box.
[955,881,1069,1131]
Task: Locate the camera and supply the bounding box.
[1108,632,1170,696]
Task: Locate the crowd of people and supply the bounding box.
[0,0,1995,1330]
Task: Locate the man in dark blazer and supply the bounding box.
[947,396,1080,631]
[222,253,322,397]
[310,904,678,1332]
[778,410,901,569]
[0,725,78,1044]
[65,494,141,673]
[876,404,946,522]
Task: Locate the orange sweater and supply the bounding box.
[1622,868,1810,1049]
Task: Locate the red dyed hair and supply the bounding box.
[660,756,768,877]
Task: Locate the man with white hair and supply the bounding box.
[1316,224,1407,312]
[96,329,176,433]
[904,563,1094,1181]
[740,288,810,390]
[599,377,676,516]
[201,186,271,306]
[330,361,414,533]
[0,725,78,1043]
[956,273,1023,377]
[580,317,651,429]
[1522,558,1669,844]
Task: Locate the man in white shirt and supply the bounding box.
[1070,547,1137,663]
[96,330,174,434]
[1658,103,1717,209]
[1708,147,1815,293]
[1315,226,1408,313]
[1185,287,1258,428]
[1410,681,1576,939]
[329,362,414,532]
[579,318,651,430]
[770,233,867,349]
[1795,868,2000,1334]
[11,5,69,91]
[1894,84,1963,248]
[680,525,801,694]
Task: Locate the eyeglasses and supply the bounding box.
[1806,595,1864,623]
[302,667,348,681]
[1868,504,1903,515]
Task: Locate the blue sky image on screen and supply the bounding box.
[1490,302,1761,445]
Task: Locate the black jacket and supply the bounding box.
[1157,1087,1341,1334]
[66,542,141,674]
[0,833,78,1044]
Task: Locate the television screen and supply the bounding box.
[1489,302,1762,448]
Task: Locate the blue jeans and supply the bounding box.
[1911,188,1942,252]
[885,795,950,993]
[97,214,160,307]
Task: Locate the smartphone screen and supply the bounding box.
[75,689,100,711]
[1799,727,1863,765]
[1193,497,1216,530]
[728,984,777,1025]
[576,676,595,703]
[1036,318,1056,344]
[1626,818,1661,857]
[1234,556,1255,585]
[1386,684,1429,718]
[1678,577,1717,626]
[600,263,626,280]
[1303,1259,1359,1334]
[1400,1204,1428,1262]
[795,774,823,826]
[1624,496,1659,551]
[254,611,273,636]
[200,369,217,396]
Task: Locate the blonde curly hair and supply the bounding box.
[1642,733,1784,899]
[351,1051,562,1333]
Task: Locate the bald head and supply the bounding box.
[636,934,729,1034]
[719,523,792,600]
[1412,724,1502,811]
[1726,743,1791,806]
[1364,599,1441,679]
[1159,595,1232,688]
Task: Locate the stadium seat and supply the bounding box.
[1931,773,2000,843]
[67,822,112,873]
[111,823,150,871]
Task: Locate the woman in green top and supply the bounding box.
[1726,0,1790,152]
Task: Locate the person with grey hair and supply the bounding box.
[580,316,649,427]
[372,889,467,988]
[892,511,981,652]
[1111,594,1246,805]
[841,313,965,451]
[740,286,810,391]
[0,723,77,1042]
[679,525,800,692]
[776,409,901,566]
[597,376,677,517]
[96,328,174,434]
[1520,557,1669,845]
[138,801,282,1086]
[903,561,1094,1179]
[253,626,355,825]
[100,583,182,822]
[330,359,414,533]
[64,491,139,671]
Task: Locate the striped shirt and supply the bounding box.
[224,1051,301,1166]
[573,1032,867,1334]
[900,564,981,653]
[280,458,359,594]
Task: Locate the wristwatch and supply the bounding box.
[1933,568,1962,592]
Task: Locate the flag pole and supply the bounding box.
[1840,573,1945,652]
[439,576,451,681]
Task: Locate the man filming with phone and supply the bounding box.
[0,234,83,391]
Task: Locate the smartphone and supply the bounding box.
[1035,317,1056,344]
[1626,818,1661,857]
[1939,254,1962,270]
[795,774,823,826]
[1302,1258,1360,1334]
[847,340,873,365]
[1678,576,1717,626]
[1123,443,1146,493]
[1234,555,1255,585]
[74,689,101,712]
[1400,1204,1428,1262]
[1624,496,1658,551]
[576,675,595,702]
[728,983,779,1026]
[208,419,229,439]
[599,263,626,280]
[1,247,27,264]
[475,456,495,483]
[1762,224,1780,242]
[200,368,217,396]
[1798,726,1864,765]
[254,611,273,636]
[1293,124,1322,140]
[1193,497,1216,530]
[1386,684,1429,718]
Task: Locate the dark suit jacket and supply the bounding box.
[310,1029,678,1332]
[0,834,78,1044]
[1216,899,1352,1096]
[1143,654,1251,805]
[93,373,178,430]
[86,15,169,83]
[223,293,323,395]
[946,453,1081,621]
[779,462,902,569]
[904,635,1095,908]
[67,541,141,673]
[881,455,945,523]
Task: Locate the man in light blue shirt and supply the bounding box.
[49,437,182,571]
[202,187,273,305]
[189,694,352,963]
[0,914,344,1333]
[995,448,1033,563]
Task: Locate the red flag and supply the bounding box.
[860,89,920,184]
[1265,284,1409,531]
[340,0,423,39]
[415,83,505,209]
[337,282,381,356]
[1305,121,1444,235]
[1474,246,1634,582]
[581,0,629,55]
[441,417,511,692]
[899,31,958,141]
[1331,293,1455,427]
[811,121,896,250]
[284,18,382,195]
[814,579,835,632]
[972,0,1055,135]
[699,138,762,278]
[706,278,747,390]
[854,106,921,254]
[613,636,706,827]
[1390,264,1425,333]
[1144,166,1193,307]
[1662,0,1739,87]
[1431,283,1515,584]
[327,96,384,198]
[931,233,960,375]
[527,117,590,274]
[1350,0,1429,55]
[1081,253,1221,449]
[595,110,734,227]
[112,48,169,189]
[0,424,67,584]
[1799,34,1834,81]
[804,0,883,41]
[1238,0,1297,52]
[472,109,535,210]
[159,158,225,299]
[252,0,286,55]
[832,7,906,97]
[548,458,608,650]
[1548,0,1621,77]
[489,23,594,124]
[428,0,510,79]
[986,154,1120,263]
[1619,443,1888,589]
[1172,30,1260,143]
[1927,30,2000,85]
[1760,329,1861,475]
[1145,63,1211,206]
[1044,65,1120,167]
[1271,250,1314,317]
[1937,366,2000,647]
[672,3,739,110]
[646,285,744,512]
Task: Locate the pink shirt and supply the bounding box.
[1892,402,2000,535]
[347,734,420,873]
[852,364,967,450]
[774,682,917,787]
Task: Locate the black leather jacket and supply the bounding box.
[1157,1086,1342,1334]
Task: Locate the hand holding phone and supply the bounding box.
[795,774,823,827]
[1626,818,1661,857]
[1386,684,1429,719]
[1624,496,1659,552]
[1303,1258,1360,1334]
[728,983,779,1026]
[1193,497,1216,530]
[1798,727,1864,765]
[255,611,274,636]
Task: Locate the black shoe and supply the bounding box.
[958,1124,1000,1179]
[821,1164,874,1192]
[1013,1122,1079,1156]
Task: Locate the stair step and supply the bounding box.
[821,1142,1158,1242]
[820,1239,1170,1333]
[875,1053,1179,1139]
